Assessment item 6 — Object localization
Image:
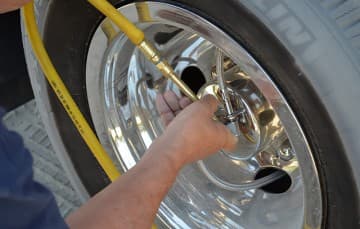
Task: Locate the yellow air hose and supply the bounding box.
[23,0,198,181]
[23,1,198,228]
[87,0,198,101]
[23,2,120,182]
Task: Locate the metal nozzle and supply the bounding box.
[137,40,199,102]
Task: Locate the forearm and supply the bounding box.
[65,95,236,228]
[66,136,182,228]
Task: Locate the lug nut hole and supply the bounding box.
[255,167,292,194]
[180,66,206,94]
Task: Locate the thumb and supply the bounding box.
[199,95,219,115]
[215,122,238,151]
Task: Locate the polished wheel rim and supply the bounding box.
[86,2,322,228]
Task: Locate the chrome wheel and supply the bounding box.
[86,2,322,228]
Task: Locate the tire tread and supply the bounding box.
[318,0,360,54]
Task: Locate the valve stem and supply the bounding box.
[216,49,255,143]
[216,48,235,116]
[216,48,242,136]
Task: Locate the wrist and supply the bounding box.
[146,135,185,173]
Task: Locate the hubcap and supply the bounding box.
[86,2,322,228]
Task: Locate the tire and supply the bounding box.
[22,0,360,228]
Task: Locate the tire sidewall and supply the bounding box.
[42,0,360,227]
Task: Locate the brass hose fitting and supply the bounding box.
[138,40,199,102]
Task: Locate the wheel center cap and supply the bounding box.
[197,79,281,160]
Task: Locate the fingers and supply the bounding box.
[163,91,181,112]
[179,97,192,109]
[155,94,172,115]
[155,94,175,126]
[161,112,175,126]
[214,122,238,151]
[157,91,191,116]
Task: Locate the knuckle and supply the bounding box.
[199,95,218,114]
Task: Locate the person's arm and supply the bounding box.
[0,0,31,13]
[66,95,237,228]
[1,0,235,227]
[65,137,183,228]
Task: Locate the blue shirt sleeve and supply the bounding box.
[0,109,68,229]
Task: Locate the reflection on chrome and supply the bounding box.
[85,2,322,229]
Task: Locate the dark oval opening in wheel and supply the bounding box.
[85,2,322,228]
[255,167,292,194]
[180,66,206,94]
[27,0,360,228]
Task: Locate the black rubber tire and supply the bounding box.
[42,0,360,227]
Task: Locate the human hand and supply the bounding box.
[156,91,192,126]
[154,92,237,169]
[0,0,31,13]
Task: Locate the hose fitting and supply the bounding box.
[138,40,199,102]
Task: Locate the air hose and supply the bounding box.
[23,2,193,228]
[23,0,198,181]
[23,2,121,181]
[23,0,282,224]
